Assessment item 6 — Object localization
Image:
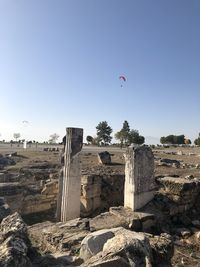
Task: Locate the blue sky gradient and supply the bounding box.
[0,0,200,143]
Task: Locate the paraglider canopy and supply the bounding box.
[119,75,126,87]
[119,75,126,82]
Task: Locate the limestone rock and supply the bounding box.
[28,218,90,255]
[109,207,156,233]
[124,145,155,211]
[157,177,200,207]
[90,212,128,231]
[0,212,31,267]
[195,164,200,169]
[81,229,153,267]
[103,229,152,264]
[0,155,16,169]
[0,198,11,222]
[195,231,200,241]
[80,229,115,261]
[159,159,180,168]
[185,175,194,180]
[81,256,131,267]
[90,207,156,234]
[0,212,27,242]
[149,233,174,266]
[98,151,111,165]
[0,235,31,267]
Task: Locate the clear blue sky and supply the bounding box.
[0,0,200,143]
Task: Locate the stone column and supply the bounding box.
[124,145,155,211]
[57,127,83,222]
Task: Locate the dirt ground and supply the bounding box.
[1,144,200,266]
[2,144,200,177]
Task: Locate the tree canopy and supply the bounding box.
[96,121,113,145]
[115,121,145,146]
[86,135,93,144]
[160,135,185,145]
[114,120,130,147]
[194,133,200,146]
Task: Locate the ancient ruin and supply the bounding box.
[1,136,200,266]
[124,145,155,211]
[56,127,83,222]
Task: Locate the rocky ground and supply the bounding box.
[1,145,200,266]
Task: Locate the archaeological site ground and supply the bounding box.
[1,130,200,266]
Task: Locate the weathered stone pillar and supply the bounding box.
[57,127,83,222]
[124,145,155,211]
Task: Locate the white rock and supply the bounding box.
[80,229,115,261]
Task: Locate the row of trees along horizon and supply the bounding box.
[87,120,145,147]
[0,121,144,147]
[160,133,200,146]
[0,133,60,145]
[87,121,200,146]
[1,121,200,146]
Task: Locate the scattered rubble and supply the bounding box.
[1,145,200,266]
[97,151,111,165]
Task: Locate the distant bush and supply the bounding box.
[194,133,200,146]
[160,134,185,145]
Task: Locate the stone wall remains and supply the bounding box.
[0,174,125,218]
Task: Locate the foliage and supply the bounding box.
[115,131,124,147]
[128,129,145,145]
[96,121,113,145]
[194,138,200,146]
[194,133,200,146]
[121,120,130,145]
[49,133,59,144]
[160,134,185,145]
[115,121,145,146]
[86,135,93,144]
[115,120,131,147]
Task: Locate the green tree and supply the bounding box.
[160,136,166,144]
[165,135,174,144]
[86,135,93,144]
[160,134,185,145]
[121,120,130,145]
[194,138,200,146]
[121,121,130,145]
[115,131,124,148]
[194,133,200,146]
[96,121,113,145]
[115,120,130,147]
[128,129,145,145]
[176,135,185,144]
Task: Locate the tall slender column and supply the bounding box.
[57,127,83,222]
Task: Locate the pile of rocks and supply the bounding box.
[0,212,32,267]
[0,154,16,170]
[0,202,174,267]
[80,228,173,267]
[97,151,111,165]
[157,158,181,168]
[150,177,200,217]
[28,207,173,267]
